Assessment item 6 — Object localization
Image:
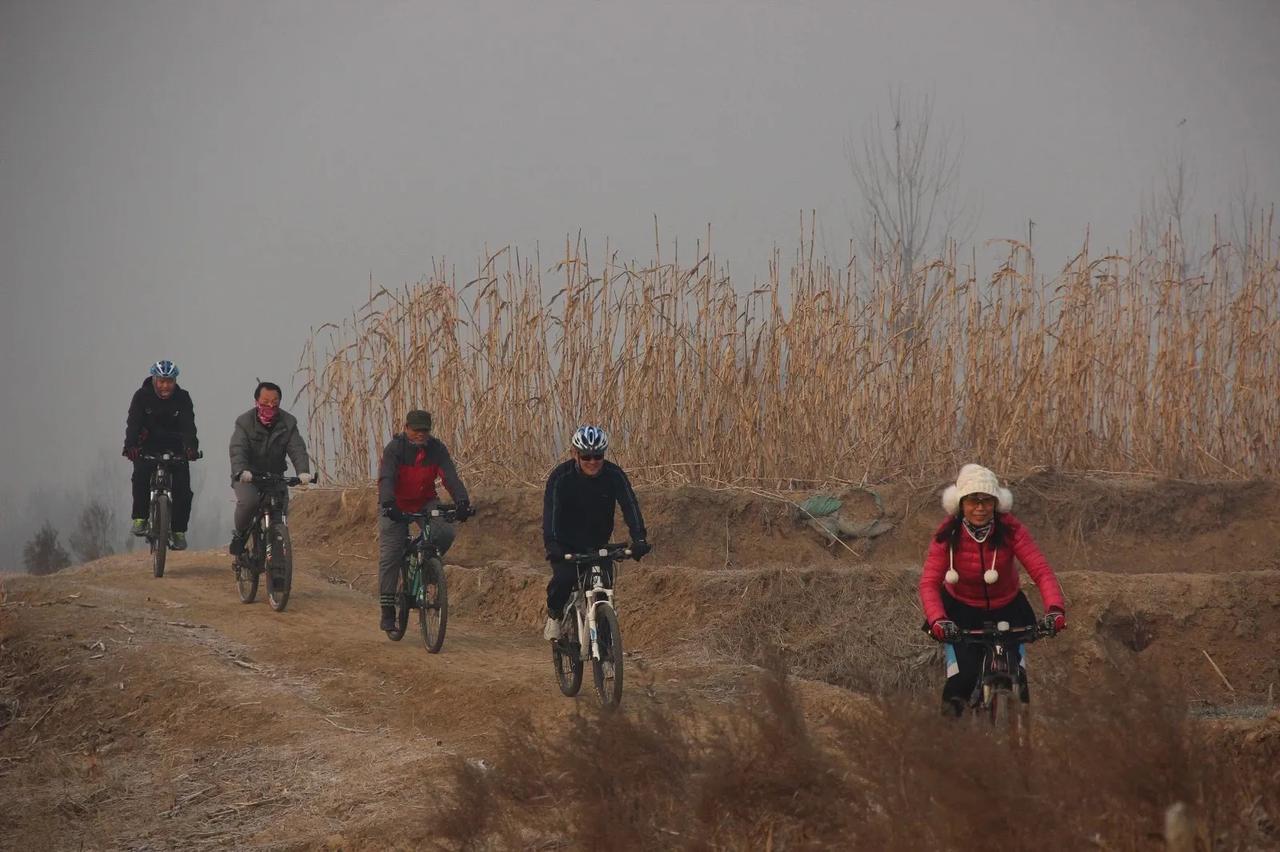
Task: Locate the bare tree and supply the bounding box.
[845,89,966,287]
[70,498,116,563]
[23,522,71,575]
[1139,134,1197,278]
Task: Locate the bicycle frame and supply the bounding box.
[567,563,615,663]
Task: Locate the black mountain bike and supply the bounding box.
[953,620,1056,744]
[234,472,309,612]
[138,450,201,578]
[551,543,631,711]
[384,505,458,653]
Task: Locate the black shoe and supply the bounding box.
[229,532,246,556]
[379,605,397,631]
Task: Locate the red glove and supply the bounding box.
[1042,608,1066,635]
[929,619,960,643]
[123,446,142,461]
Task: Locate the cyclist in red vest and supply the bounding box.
[376,410,472,631]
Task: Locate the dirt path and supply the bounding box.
[0,548,734,851]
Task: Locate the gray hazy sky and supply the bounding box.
[2,0,1278,559]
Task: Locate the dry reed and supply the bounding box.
[297,211,1279,487]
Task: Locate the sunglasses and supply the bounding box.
[579,453,605,462]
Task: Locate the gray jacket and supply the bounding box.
[229,408,310,482]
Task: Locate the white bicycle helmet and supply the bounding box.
[570,425,609,454]
[149,359,180,379]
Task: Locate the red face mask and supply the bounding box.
[256,401,279,426]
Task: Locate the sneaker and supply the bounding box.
[131,518,148,537]
[170,532,187,551]
[380,605,397,631]
[229,531,246,556]
[543,616,561,642]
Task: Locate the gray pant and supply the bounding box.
[233,481,289,535]
[377,502,455,599]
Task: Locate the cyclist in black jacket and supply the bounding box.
[541,425,650,640]
[121,359,199,549]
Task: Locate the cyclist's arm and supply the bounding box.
[542,465,567,556]
[919,537,950,625]
[124,388,145,448]
[1010,522,1065,612]
[179,390,199,453]
[229,415,252,479]
[609,465,647,540]
[376,439,399,507]
[433,443,469,505]
[285,413,310,475]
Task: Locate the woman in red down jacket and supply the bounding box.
[920,464,1067,716]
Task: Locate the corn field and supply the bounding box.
[297,212,1279,487]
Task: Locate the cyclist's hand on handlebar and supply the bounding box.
[297,472,313,485]
[454,499,474,522]
[185,447,201,461]
[929,619,960,643]
[545,542,566,563]
[1041,608,1066,635]
[238,470,253,483]
[628,538,651,561]
[123,446,142,462]
[381,503,408,523]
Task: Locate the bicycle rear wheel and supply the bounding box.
[266,524,293,612]
[150,495,170,578]
[553,611,583,697]
[385,563,410,641]
[418,556,448,653]
[591,604,624,711]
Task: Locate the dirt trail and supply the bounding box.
[0,548,756,851]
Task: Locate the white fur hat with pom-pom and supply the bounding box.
[941,463,1013,516]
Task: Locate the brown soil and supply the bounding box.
[1,475,1278,849]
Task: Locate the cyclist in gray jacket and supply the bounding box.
[228,381,312,556]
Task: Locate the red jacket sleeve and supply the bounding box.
[919,534,951,625]
[1010,522,1066,612]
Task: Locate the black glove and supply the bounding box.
[123,446,142,462]
[545,542,566,563]
[454,499,474,522]
[381,503,407,523]
[629,538,651,561]
[185,446,200,461]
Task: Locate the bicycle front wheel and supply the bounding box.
[591,604,624,711]
[266,524,293,612]
[418,557,448,653]
[150,495,170,578]
[553,612,583,697]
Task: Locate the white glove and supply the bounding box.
[238,470,253,483]
[298,473,313,485]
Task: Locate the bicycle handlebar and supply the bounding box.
[400,503,463,523]
[953,621,1055,644]
[563,543,633,562]
[138,450,203,462]
[247,471,314,487]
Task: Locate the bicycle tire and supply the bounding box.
[385,562,410,641]
[266,524,293,612]
[418,556,448,653]
[553,611,583,697]
[592,603,624,711]
[150,495,170,578]
[237,527,263,603]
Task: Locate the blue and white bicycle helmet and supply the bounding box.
[149,359,180,379]
[570,425,609,454]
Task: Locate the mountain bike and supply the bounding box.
[953,620,1056,745]
[551,543,632,711]
[138,450,201,578]
[234,472,309,612]
[384,504,458,653]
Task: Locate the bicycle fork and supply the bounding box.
[574,584,614,662]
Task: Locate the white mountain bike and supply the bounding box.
[551,543,632,711]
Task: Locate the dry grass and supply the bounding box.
[298,213,1279,487]
[434,660,1280,851]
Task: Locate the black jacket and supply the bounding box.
[542,459,646,558]
[229,408,309,482]
[124,378,198,453]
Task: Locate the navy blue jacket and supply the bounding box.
[542,459,646,558]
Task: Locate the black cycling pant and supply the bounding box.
[939,591,1036,714]
[131,460,193,533]
[546,558,614,616]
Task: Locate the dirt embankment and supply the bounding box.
[0,474,1277,849]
